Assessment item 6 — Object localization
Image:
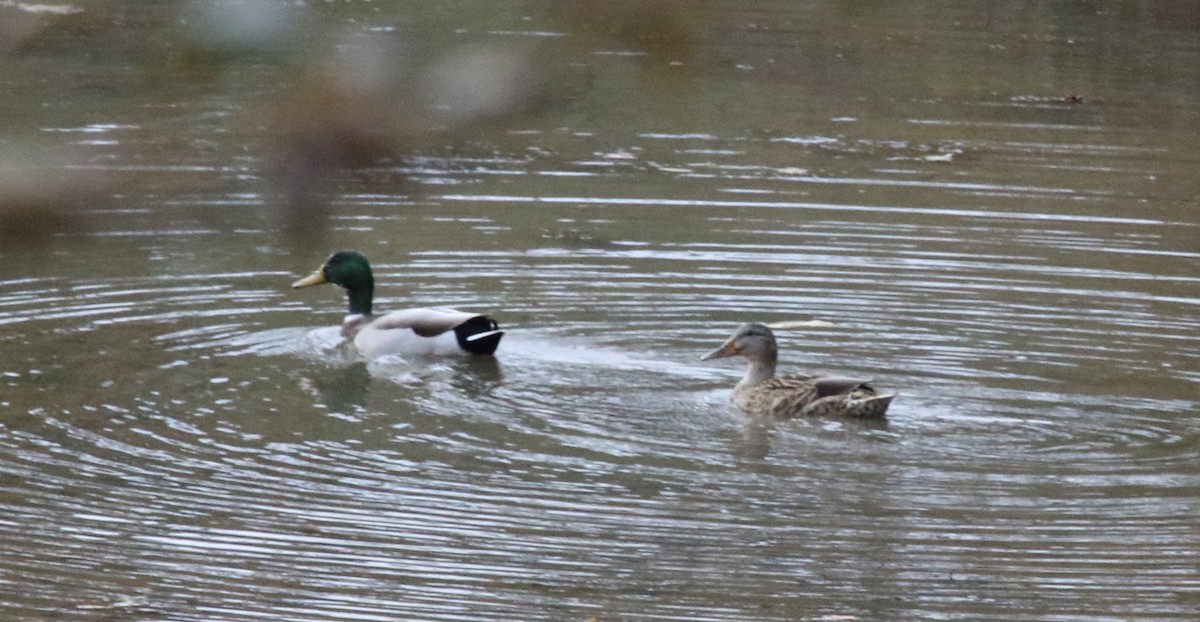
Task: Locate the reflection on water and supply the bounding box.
[2,1,1200,621]
[303,361,372,414]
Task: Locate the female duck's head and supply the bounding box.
[701,322,779,364]
[292,250,375,315]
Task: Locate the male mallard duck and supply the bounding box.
[291,250,504,357]
[701,322,894,418]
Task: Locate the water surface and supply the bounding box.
[1,2,1198,621]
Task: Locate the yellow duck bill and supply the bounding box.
[291,271,327,288]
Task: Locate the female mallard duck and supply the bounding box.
[701,322,894,418]
[291,250,504,357]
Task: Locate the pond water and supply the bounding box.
[1,2,1198,621]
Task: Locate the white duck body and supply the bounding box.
[343,307,500,358]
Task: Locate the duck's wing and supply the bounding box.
[760,373,817,391]
[803,375,894,418]
[744,374,892,419]
[739,375,821,417]
[810,375,876,398]
[369,307,481,336]
[363,307,504,356]
[801,391,894,418]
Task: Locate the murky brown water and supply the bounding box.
[2,2,1198,621]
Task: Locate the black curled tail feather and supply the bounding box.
[454,316,504,355]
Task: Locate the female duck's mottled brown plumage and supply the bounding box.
[702,322,894,419]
